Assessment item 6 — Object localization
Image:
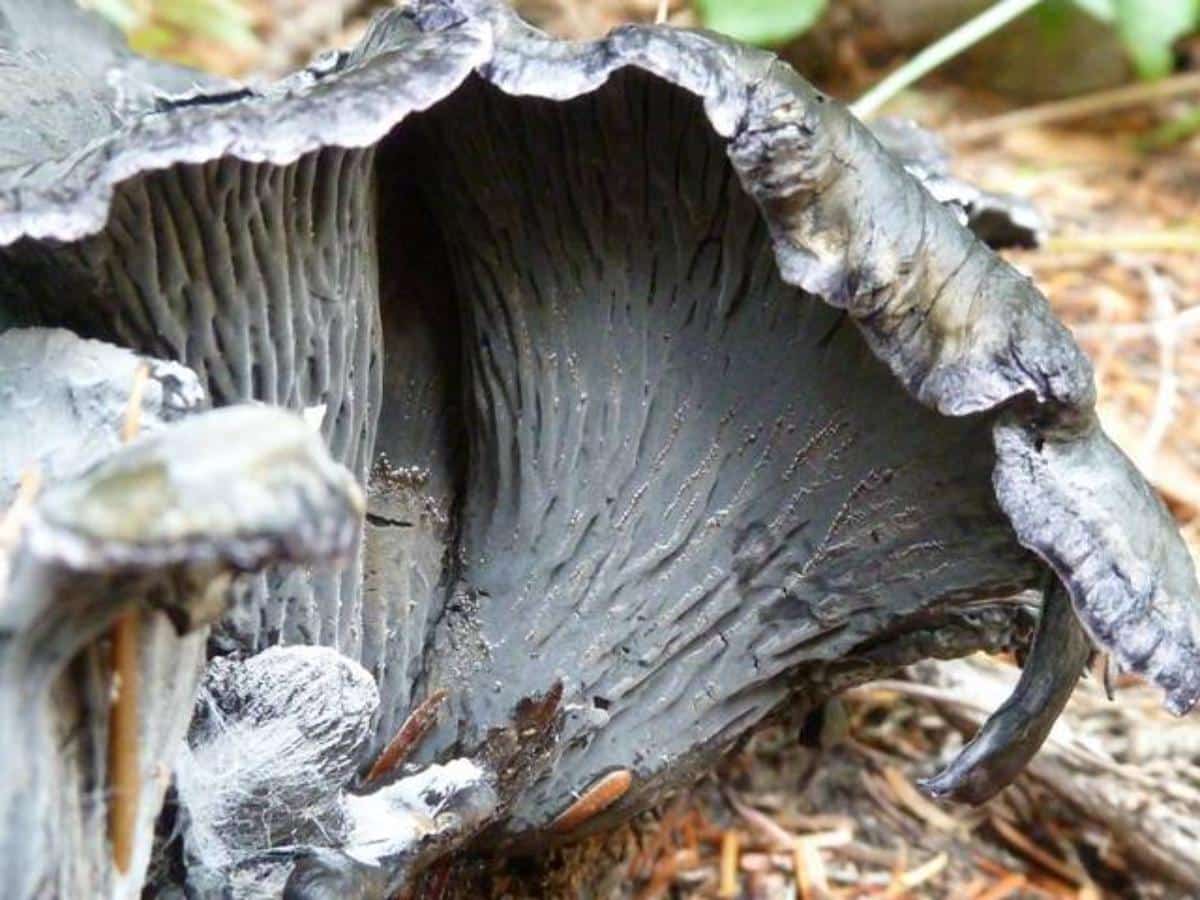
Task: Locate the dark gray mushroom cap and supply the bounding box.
[0,0,1197,893]
[1,0,1194,711]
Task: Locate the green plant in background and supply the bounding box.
[692,0,827,46]
[82,0,259,67]
[1074,0,1200,78]
[696,0,1199,99]
[77,0,1199,93]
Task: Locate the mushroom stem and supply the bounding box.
[109,364,149,872]
[919,575,1091,804]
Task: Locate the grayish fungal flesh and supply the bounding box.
[177,645,497,897]
[1,391,363,896]
[0,327,205,505]
[919,575,1092,804]
[868,116,1045,249]
[0,0,1197,896]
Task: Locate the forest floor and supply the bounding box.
[159,2,1200,896]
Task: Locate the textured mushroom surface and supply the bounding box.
[0,0,1198,896]
[179,645,496,898]
[0,396,363,898]
[0,328,208,896]
[0,327,205,504]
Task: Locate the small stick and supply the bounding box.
[364,689,448,787]
[1044,232,1200,254]
[897,851,950,890]
[549,768,632,834]
[1135,260,1179,469]
[946,71,1200,142]
[120,365,149,444]
[972,872,1027,900]
[882,765,963,832]
[794,836,834,900]
[851,0,1043,119]
[0,467,42,609]
[718,830,739,899]
[988,814,1083,886]
[627,795,690,880]
[108,609,141,873]
[1070,303,1200,340]
[109,364,149,874]
[655,0,669,24]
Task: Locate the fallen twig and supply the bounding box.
[363,689,448,787]
[1044,232,1200,254]
[851,0,1043,119]
[109,363,150,874]
[988,814,1082,886]
[896,851,949,891]
[881,765,964,833]
[1134,260,1180,475]
[971,871,1026,900]
[946,72,1200,142]
[718,830,739,899]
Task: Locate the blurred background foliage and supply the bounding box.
[82,0,1200,90]
[81,0,262,71]
[695,0,1198,81]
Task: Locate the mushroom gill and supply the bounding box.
[367,70,1043,834]
[0,1,1197,896]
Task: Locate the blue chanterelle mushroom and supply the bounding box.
[0,1,1197,897]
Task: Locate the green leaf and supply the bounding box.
[1111,0,1197,78]
[1035,0,1081,44]
[1069,0,1116,22]
[695,0,828,46]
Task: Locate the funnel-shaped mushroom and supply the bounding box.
[0,1,1198,895]
[0,333,363,898]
